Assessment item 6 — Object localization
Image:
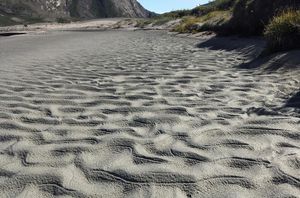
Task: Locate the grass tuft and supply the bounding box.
[264,10,300,52]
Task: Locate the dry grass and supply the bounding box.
[192,0,236,16]
[264,10,300,52]
[172,11,231,33]
[135,17,174,28]
[172,16,202,33]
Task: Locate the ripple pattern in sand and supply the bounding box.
[0,31,299,197]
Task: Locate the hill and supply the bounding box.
[136,0,300,52]
[0,0,152,26]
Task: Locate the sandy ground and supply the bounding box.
[0,18,127,33]
[0,30,299,198]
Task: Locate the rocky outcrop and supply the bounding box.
[0,0,151,23]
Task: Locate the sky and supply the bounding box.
[137,0,209,14]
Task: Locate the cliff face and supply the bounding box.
[68,0,152,18]
[0,0,151,23]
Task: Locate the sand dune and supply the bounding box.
[0,31,299,197]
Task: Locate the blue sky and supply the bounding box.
[137,0,209,14]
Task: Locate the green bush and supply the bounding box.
[264,10,300,52]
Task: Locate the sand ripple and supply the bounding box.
[0,31,299,197]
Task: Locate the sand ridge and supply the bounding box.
[0,31,299,197]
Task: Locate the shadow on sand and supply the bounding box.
[285,91,300,109]
[239,50,300,71]
[197,36,300,71]
[197,36,265,60]
[197,36,300,113]
[0,32,26,37]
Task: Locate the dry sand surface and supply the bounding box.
[0,30,299,197]
[0,18,125,33]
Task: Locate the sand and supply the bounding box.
[0,30,299,198]
[0,18,125,33]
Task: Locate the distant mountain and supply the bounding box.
[0,0,152,25]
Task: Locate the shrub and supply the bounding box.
[56,17,70,24]
[160,10,192,19]
[152,17,174,26]
[264,10,300,52]
[135,16,174,28]
[172,17,202,33]
[199,11,232,33]
[191,0,236,16]
[229,0,300,35]
[135,19,152,28]
[172,11,231,34]
[0,15,17,26]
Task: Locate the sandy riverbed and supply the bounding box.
[0,18,127,33]
[0,30,299,197]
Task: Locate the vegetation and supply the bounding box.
[0,15,18,26]
[56,17,71,24]
[264,10,300,52]
[143,0,299,35]
[160,10,192,19]
[0,12,44,27]
[135,9,193,28]
[135,16,175,28]
[227,0,300,35]
[172,16,202,33]
[1,0,299,53]
[135,0,300,53]
[191,0,236,16]
[172,11,231,33]
[135,0,235,32]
